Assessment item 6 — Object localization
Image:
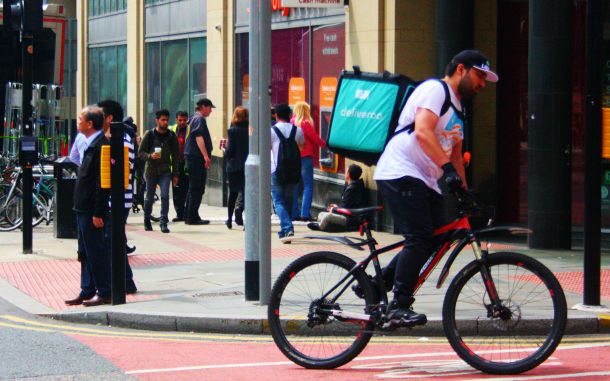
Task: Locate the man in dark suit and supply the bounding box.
[65,105,112,307]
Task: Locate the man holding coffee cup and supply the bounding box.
[138,109,180,233]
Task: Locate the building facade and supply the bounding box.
[70,0,609,247]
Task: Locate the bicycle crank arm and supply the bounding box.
[330,310,372,322]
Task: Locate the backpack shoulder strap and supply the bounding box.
[437,79,452,117]
[289,125,297,140]
[436,79,466,122]
[272,125,285,141]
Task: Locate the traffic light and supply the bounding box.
[2,0,43,32]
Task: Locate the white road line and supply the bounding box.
[125,361,294,375]
[124,342,610,375]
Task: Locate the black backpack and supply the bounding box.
[273,125,301,184]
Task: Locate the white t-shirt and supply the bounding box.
[374,80,464,194]
[270,121,305,173]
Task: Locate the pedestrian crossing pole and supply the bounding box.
[109,122,126,305]
[245,0,272,303]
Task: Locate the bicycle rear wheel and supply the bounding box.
[268,251,378,369]
[443,252,566,374]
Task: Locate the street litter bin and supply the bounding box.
[52,157,78,238]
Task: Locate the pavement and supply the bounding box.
[0,203,609,336]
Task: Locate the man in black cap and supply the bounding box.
[184,98,215,225]
[370,50,499,328]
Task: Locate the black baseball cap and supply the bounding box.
[196,98,216,108]
[451,50,499,82]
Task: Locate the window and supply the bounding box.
[190,38,207,115]
[88,0,127,17]
[88,45,127,111]
[235,23,345,171]
[162,39,189,119]
[145,37,207,127]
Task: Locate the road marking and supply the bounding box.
[124,341,610,375]
[463,371,610,381]
[0,320,53,333]
[126,361,295,375]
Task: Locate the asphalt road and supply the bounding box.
[1,299,610,381]
[0,296,130,380]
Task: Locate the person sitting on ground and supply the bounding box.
[307,164,367,232]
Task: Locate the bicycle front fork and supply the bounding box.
[472,240,504,314]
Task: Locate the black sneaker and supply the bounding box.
[160,223,170,233]
[126,245,136,255]
[385,300,427,328]
[144,218,153,231]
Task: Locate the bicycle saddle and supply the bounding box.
[331,205,383,218]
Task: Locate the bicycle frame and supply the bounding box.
[319,215,530,319]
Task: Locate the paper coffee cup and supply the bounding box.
[154,147,161,154]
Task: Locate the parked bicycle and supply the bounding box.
[0,164,56,232]
[268,189,567,374]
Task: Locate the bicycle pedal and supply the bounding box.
[382,317,426,330]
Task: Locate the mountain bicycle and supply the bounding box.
[267,189,567,374]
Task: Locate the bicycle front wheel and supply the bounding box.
[443,252,566,374]
[268,251,378,369]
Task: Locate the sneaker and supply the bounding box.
[225,219,232,229]
[280,231,294,244]
[126,245,136,255]
[385,300,427,328]
[144,218,153,231]
[307,222,321,231]
[160,223,170,233]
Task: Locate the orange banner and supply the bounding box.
[288,77,306,106]
[319,77,338,109]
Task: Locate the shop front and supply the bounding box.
[234,0,348,214]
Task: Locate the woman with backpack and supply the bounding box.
[223,106,249,229]
[291,101,326,222]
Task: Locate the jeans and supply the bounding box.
[271,172,296,237]
[185,155,207,223]
[377,176,444,299]
[172,161,189,219]
[76,212,111,298]
[292,156,314,219]
[144,173,171,224]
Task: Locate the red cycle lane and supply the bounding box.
[68,334,610,381]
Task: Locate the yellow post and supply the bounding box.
[100,145,129,189]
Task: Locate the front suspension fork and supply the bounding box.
[471,240,504,315]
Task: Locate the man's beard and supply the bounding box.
[457,76,476,100]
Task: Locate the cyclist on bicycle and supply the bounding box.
[372,50,499,327]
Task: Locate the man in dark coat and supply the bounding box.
[184,98,215,225]
[65,106,112,307]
